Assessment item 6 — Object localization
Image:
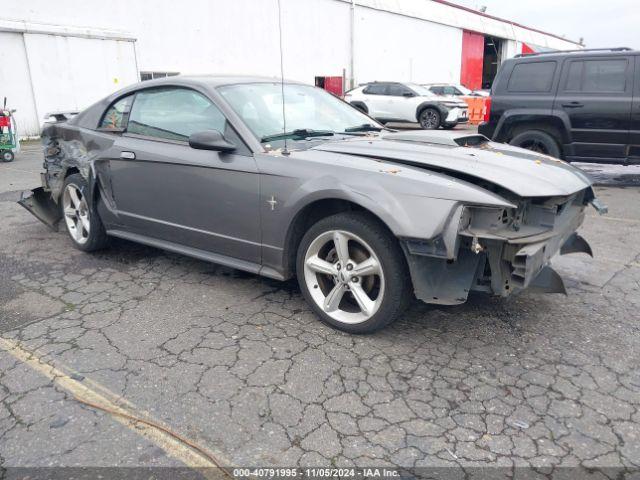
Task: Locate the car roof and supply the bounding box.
[134,74,307,88]
[512,48,638,61]
[69,75,309,131]
[364,81,407,85]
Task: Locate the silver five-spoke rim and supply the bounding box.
[304,230,385,324]
[62,184,90,245]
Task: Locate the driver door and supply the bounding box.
[107,87,261,263]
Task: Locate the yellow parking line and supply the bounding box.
[0,336,231,478]
[589,215,640,224]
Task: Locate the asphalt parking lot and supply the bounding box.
[0,142,639,476]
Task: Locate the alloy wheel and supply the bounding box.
[62,184,90,245]
[303,230,385,324]
[420,109,439,129]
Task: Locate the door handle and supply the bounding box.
[561,102,583,108]
[120,151,136,160]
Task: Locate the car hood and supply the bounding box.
[312,131,592,198]
[435,94,466,104]
[421,95,465,106]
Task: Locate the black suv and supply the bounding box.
[479,48,639,164]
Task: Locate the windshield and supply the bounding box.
[405,83,435,97]
[217,82,382,142]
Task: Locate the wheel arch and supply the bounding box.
[58,166,105,218]
[64,166,80,179]
[415,102,445,123]
[282,197,396,278]
[494,111,570,146]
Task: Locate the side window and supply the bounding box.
[99,95,133,130]
[363,84,387,95]
[564,59,628,93]
[443,86,457,96]
[507,61,557,93]
[127,88,227,141]
[386,84,412,96]
[430,87,443,95]
[565,61,583,91]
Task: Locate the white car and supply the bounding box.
[425,83,490,98]
[345,82,468,129]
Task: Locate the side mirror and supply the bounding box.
[402,91,415,97]
[188,130,236,153]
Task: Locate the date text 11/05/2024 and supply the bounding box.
[232,467,400,477]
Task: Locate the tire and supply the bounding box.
[509,130,561,158]
[1,150,14,162]
[296,212,411,334]
[418,108,441,130]
[60,173,109,252]
[442,124,456,130]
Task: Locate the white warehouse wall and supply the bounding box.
[352,0,580,50]
[24,34,138,122]
[0,32,40,137]
[2,0,352,81]
[355,7,462,84]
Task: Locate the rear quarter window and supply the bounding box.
[564,58,628,93]
[363,84,387,95]
[99,95,133,130]
[507,61,557,93]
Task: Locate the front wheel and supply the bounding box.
[61,174,109,252]
[1,150,14,162]
[296,212,411,333]
[418,108,441,130]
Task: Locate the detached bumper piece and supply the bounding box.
[528,266,567,295]
[560,233,593,257]
[17,187,62,230]
[405,190,596,305]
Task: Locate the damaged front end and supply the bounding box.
[17,115,99,231]
[403,187,601,305]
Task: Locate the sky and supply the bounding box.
[451,0,639,49]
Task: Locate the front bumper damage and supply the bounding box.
[18,186,61,230]
[403,188,601,305]
[444,106,469,124]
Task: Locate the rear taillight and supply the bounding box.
[482,97,491,123]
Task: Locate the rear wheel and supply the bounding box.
[61,174,109,252]
[509,130,561,158]
[1,150,14,162]
[418,108,440,130]
[296,212,411,333]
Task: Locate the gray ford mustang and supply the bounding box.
[20,76,604,333]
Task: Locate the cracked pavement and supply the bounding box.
[0,143,639,475]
